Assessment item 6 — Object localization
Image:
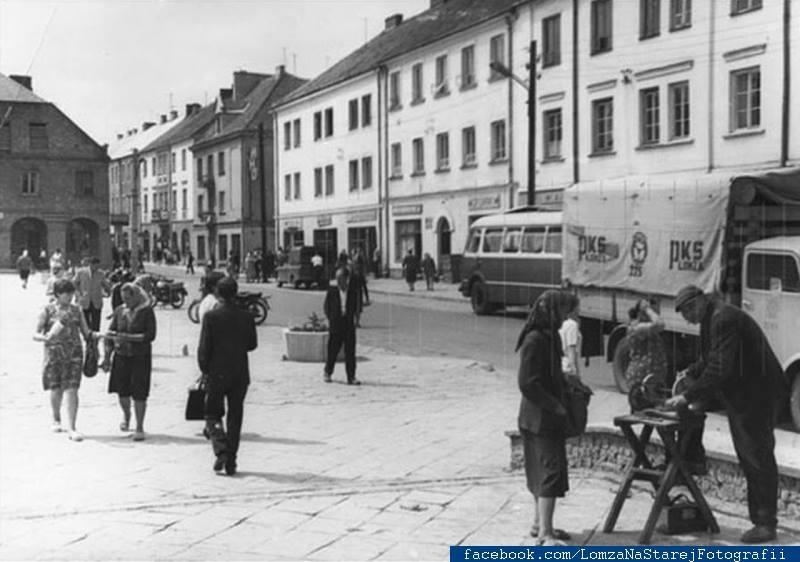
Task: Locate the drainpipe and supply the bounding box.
[572,0,579,184]
[258,122,268,280]
[505,10,517,207]
[272,112,280,253]
[376,68,384,271]
[781,0,791,167]
[707,0,716,172]
[382,66,391,277]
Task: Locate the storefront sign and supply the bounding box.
[468,195,501,212]
[346,209,377,224]
[317,214,333,227]
[392,204,422,216]
[283,219,302,230]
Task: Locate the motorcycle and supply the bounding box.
[187,291,270,325]
[149,276,188,309]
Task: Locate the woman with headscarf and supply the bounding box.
[515,289,579,546]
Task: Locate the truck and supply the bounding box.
[562,168,800,429]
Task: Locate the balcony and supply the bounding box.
[150,209,170,223]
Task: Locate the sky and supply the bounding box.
[0,0,429,146]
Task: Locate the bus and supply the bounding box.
[458,207,562,314]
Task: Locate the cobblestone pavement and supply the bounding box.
[1,273,798,560]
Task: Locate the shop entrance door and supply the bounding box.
[313,228,338,272]
[347,226,376,262]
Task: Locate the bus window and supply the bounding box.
[521,228,545,253]
[465,229,482,254]
[482,229,504,253]
[503,228,522,253]
[544,227,562,254]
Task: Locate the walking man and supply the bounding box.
[186,250,195,275]
[198,277,257,476]
[666,285,785,543]
[16,249,33,289]
[74,257,110,331]
[323,267,361,385]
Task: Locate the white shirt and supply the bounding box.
[339,287,347,315]
[311,254,323,267]
[198,294,219,324]
[559,317,582,375]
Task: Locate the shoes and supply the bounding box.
[225,458,237,476]
[323,373,332,383]
[214,453,228,473]
[51,421,64,433]
[529,527,571,541]
[131,431,145,441]
[119,420,131,432]
[740,525,776,543]
[347,378,362,386]
[202,427,211,440]
[68,431,84,442]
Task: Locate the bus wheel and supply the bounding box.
[470,281,492,315]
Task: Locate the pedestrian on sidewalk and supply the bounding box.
[558,300,582,379]
[666,285,786,543]
[16,249,33,289]
[186,250,195,275]
[373,247,382,279]
[34,279,96,442]
[353,247,370,307]
[104,283,157,441]
[421,252,437,291]
[402,250,419,292]
[74,257,111,331]
[515,289,579,547]
[198,277,257,476]
[323,266,362,385]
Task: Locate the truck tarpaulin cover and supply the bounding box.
[562,177,730,296]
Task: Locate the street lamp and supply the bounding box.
[490,40,537,207]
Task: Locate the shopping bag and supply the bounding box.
[83,338,99,378]
[185,381,206,421]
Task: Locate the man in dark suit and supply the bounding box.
[323,266,362,385]
[667,285,785,543]
[198,277,257,475]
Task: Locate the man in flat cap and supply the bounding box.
[666,285,785,543]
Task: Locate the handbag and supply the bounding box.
[185,378,206,421]
[562,374,593,438]
[83,337,99,378]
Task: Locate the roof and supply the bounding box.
[471,210,562,229]
[0,73,46,103]
[194,72,307,147]
[745,236,800,253]
[142,103,217,152]
[107,118,183,159]
[278,0,524,106]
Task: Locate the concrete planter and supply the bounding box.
[282,328,344,363]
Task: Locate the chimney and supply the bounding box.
[385,14,403,29]
[170,109,178,120]
[275,65,285,77]
[142,121,156,131]
[219,88,233,103]
[117,133,124,140]
[9,75,32,91]
[233,72,265,100]
[185,103,201,117]
[160,114,167,124]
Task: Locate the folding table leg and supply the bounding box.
[604,424,653,533]
[638,460,679,544]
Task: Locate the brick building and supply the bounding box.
[0,73,110,269]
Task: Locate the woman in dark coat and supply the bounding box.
[515,289,579,546]
[401,250,419,291]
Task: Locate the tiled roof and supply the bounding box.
[142,103,217,152]
[278,0,524,105]
[0,73,46,103]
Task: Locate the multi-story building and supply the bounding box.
[192,67,306,266]
[275,0,798,278]
[0,73,110,268]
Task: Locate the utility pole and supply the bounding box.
[258,122,268,281]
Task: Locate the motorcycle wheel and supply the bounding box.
[248,300,268,325]
[187,299,200,323]
[171,291,185,309]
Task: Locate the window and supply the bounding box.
[182,189,187,210]
[746,253,800,292]
[349,99,359,130]
[293,118,301,147]
[218,152,225,176]
[181,149,187,171]
[482,229,503,253]
[284,174,292,201]
[362,157,373,189]
[324,108,334,137]
[0,123,10,151]
[490,120,507,161]
[171,152,176,173]
[436,132,450,171]
[412,138,425,174]
[466,229,482,253]
[198,194,204,215]
[462,126,477,166]
[218,191,226,213]
[542,15,562,67]
[545,227,563,254]
[197,235,205,261]
[218,235,228,262]
[196,158,203,181]
[361,95,372,127]
[731,0,761,15]
[411,63,424,103]
[640,0,660,39]
[521,228,546,253]
[313,111,322,140]
[21,171,39,195]
[395,220,421,263]
[489,35,506,80]
[503,228,522,253]
[640,87,660,145]
[543,109,563,159]
[434,55,449,97]
[730,67,760,131]
[75,171,94,196]
[144,196,149,215]
[314,167,323,197]
[151,157,156,175]
[28,123,48,150]
[284,122,292,149]
[668,81,690,139]
[592,97,614,153]
[142,160,148,178]
[324,164,334,195]
[293,172,301,199]
[670,0,691,30]
[591,0,613,54]
[390,143,402,177]
[389,71,401,109]
[461,45,476,89]
[349,159,360,191]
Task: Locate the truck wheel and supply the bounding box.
[790,373,800,432]
[612,337,633,394]
[470,281,492,315]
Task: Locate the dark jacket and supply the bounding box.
[198,303,257,384]
[108,303,156,356]
[684,300,783,416]
[324,283,361,329]
[517,329,566,434]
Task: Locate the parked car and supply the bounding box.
[276,246,331,289]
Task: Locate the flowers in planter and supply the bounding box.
[288,312,328,333]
